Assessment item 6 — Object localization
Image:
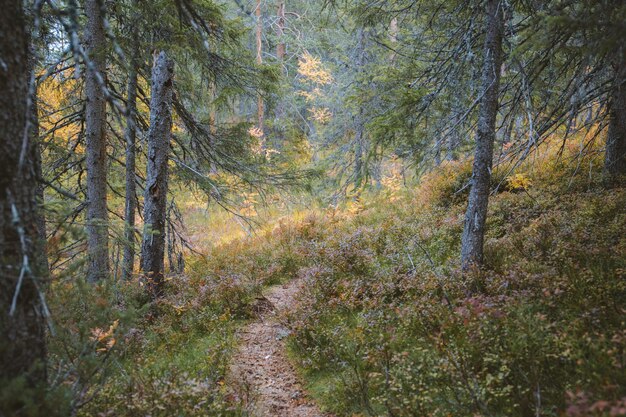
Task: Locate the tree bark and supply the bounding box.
[276,1,286,63]
[122,25,140,281]
[84,0,109,282]
[254,0,265,133]
[604,62,626,176]
[141,51,174,298]
[353,28,366,189]
[256,0,264,135]
[0,0,47,391]
[208,80,218,174]
[28,35,49,276]
[389,17,398,63]
[273,0,286,146]
[460,0,504,269]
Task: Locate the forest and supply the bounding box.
[0,0,625,416]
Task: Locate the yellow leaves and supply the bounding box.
[90,319,119,352]
[345,198,365,216]
[173,304,187,316]
[382,172,403,202]
[297,52,333,85]
[506,173,532,191]
[218,310,231,322]
[298,52,334,125]
[39,71,83,151]
[381,156,404,201]
[248,126,264,139]
[249,127,281,160]
[308,107,332,124]
[297,87,323,102]
[239,192,258,217]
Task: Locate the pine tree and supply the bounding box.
[84,0,109,282]
[122,13,140,281]
[0,0,47,393]
[461,0,505,269]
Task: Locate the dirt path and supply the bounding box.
[228,280,327,417]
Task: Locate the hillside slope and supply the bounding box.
[69,145,625,417]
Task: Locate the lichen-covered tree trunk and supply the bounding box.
[0,0,47,390]
[85,0,109,282]
[141,51,174,298]
[29,43,49,276]
[122,31,139,281]
[353,27,367,189]
[604,62,626,176]
[460,0,504,269]
[276,1,286,63]
[274,0,286,146]
[389,17,398,63]
[255,0,264,135]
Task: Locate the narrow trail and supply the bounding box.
[228,280,327,417]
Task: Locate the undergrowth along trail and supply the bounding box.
[228,279,328,417]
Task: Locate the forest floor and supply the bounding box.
[228,279,328,417]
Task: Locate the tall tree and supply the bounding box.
[460,0,505,269]
[84,0,109,282]
[255,0,265,135]
[605,61,626,176]
[0,0,47,391]
[29,35,49,276]
[140,51,174,298]
[276,1,286,64]
[274,0,287,146]
[388,17,398,63]
[122,18,140,281]
[353,27,367,189]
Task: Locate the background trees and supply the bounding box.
[1,0,624,414]
[24,0,626,284]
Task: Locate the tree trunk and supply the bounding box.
[604,62,626,176]
[35,126,48,275]
[141,51,174,298]
[389,17,398,63]
[460,0,504,269]
[85,0,109,282]
[276,1,285,63]
[353,28,366,189]
[274,0,286,147]
[27,34,50,276]
[255,0,264,135]
[354,121,365,187]
[208,80,218,174]
[122,30,139,281]
[0,0,47,392]
[446,74,463,161]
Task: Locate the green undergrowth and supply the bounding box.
[38,226,301,416]
[278,152,626,416]
[201,143,625,416]
[21,141,626,416]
